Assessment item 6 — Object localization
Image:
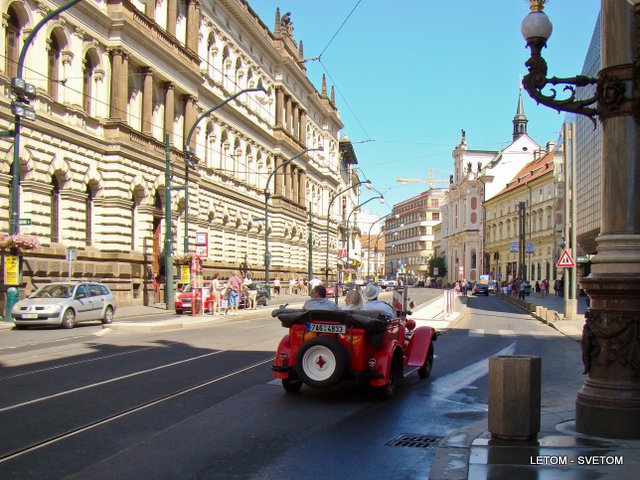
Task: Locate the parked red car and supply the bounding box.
[175,285,215,314]
[271,292,437,398]
[325,285,337,298]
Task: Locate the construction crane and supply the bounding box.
[396,169,452,189]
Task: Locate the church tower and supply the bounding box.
[512,87,528,141]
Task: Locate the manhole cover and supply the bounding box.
[386,434,443,449]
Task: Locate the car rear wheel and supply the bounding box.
[295,337,348,388]
[102,306,114,324]
[381,355,400,400]
[61,309,76,329]
[282,379,303,393]
[418,347,434,378]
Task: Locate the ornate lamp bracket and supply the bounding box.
[520,0,632,125]
[522,38,601,123]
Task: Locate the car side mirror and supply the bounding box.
[409,301,415,309]
[76,292,87,299]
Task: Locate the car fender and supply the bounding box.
[369,342,403,387]
[405,326,437,368]
[272,334,293,379]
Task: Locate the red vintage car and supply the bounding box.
[270,294,437,398]
[175,285,215,314]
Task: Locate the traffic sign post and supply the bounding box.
[556,249,576,268]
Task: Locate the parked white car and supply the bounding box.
[12,282,116,329]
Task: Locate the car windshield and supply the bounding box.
[30,284,74,298]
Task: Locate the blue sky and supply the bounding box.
[250,1,600,216]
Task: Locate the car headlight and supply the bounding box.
[39,304,63,313]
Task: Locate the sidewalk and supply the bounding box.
[499,291,587,341]
[428,293,640,480]
[0,292,309,331]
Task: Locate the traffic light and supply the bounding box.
[11,77,36,121]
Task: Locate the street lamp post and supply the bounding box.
[366,213,399,279]
[373,228,386,279]
[264,147,322,299]
[344,195,384,281]
[182,81,266,254]
[521,0,640,439]
[5,0,82,322]
[324,180,372,283]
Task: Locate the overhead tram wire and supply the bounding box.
[317,0,364,58]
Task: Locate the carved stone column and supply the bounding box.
[274,156,283,196]
[145,0,156,20]
[292,166,299,204]
[275,87,284,127]
[142,67,154,135]
[186,0,200,53]
[167,0,177,37]
[285,96,292,131]
[292,104,299,139]
[299,110,307,146]
[300,171,307,206]
[164,82,175,145]
[184,94,197,151]
[109,48,128,121]
[577,0,640,439]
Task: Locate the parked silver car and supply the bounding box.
[12,282,116,329]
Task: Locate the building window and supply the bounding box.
[5,6,23,78]
[51,177,60,243]
[83,51,98,115]
[85,185,95,246]
[48,30,65,100]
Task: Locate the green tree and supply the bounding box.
[428,253,447,279]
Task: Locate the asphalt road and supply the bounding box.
[0,289,583,479]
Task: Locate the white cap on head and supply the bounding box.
[363,282,380,301]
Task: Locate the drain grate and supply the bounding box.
[386,434,443,449]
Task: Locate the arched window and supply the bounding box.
[85,184,96,246]
[51,177,60,243]
[48,29,66,100]
[219,130,229,172]
[5,6,25,78]
[205,122,215,168]
[206,32,216,78]
[83,50,99,115]
[221,46,231,90]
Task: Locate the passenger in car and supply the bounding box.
[303,285,340,311]
[362,283,396,318]
[342,289,364,310]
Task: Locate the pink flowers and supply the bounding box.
[0,233,40,251]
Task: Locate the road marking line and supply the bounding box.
[0,349,227,413]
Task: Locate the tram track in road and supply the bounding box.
[0,355,273,465]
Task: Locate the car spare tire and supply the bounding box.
[295,336,348,388]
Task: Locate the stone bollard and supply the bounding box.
[488,355,541,440]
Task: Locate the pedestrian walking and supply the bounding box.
[274,277,281,296]
[210,274,222,315]
[244,275,257,310]
[289,278,295,295]
[227,271,243,316]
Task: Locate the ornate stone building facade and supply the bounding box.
[484,144,561,284]
[385,188,448,283]
[442,92,540,284]
[0,1,357,308]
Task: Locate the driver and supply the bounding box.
[362,282,396,318]
[303,285,340,311]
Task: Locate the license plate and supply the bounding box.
[22,313,38,319]
[306,323,346,334]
